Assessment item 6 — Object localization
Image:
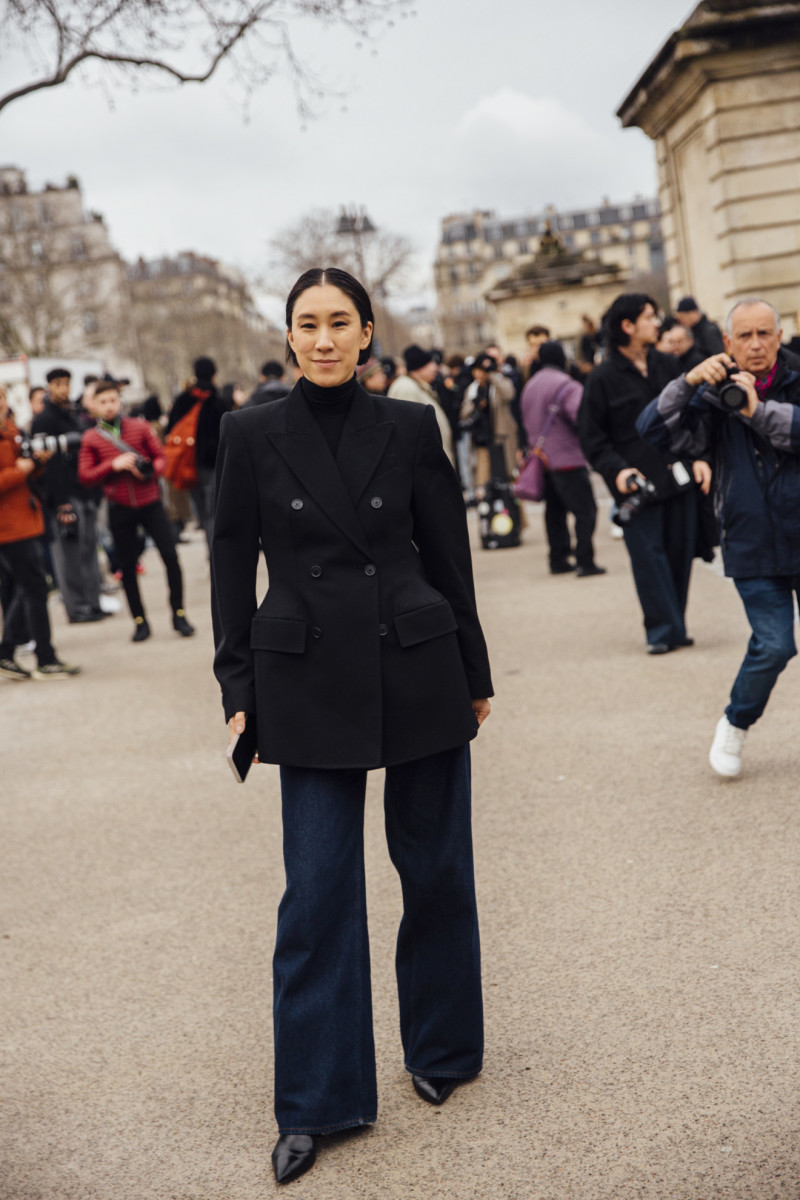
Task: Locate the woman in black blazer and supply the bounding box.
[211,268,493,1185]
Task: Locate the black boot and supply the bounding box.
[412,1075,461,1106]
[172,609,195,637]
[132,617,151,643]
[271,1134,316,1184]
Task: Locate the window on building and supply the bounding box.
[83,311,99,334]
[518,241,529,255]
[586,212,600,226]
[39,203,51,226]
[450,267,459,284]
[559,216,574,230]
[590,229,601,245]
[30,240,44,261]
[71,237,86,259]
[649,241,665,272]
[619,207,633,221]
[493,245,504,260]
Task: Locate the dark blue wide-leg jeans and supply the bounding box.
[726,575,799,729]
[274,743,482,1134]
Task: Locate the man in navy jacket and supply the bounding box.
[637,299,800,778]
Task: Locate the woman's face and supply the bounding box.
[287,284,372,388]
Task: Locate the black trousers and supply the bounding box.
[108,500,183,622]
[0,537,56,666]
[544,467,598,569]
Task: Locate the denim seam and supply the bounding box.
[404,1065,480,1079]
[279,1116,377,1135]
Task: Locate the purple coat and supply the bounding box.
[520,367,589,471]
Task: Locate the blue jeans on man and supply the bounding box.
[726,575,800,729]
[273,743,483,1134]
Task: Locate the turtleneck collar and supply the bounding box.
[300,373,357,410]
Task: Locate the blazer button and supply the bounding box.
[371,496,383,509]
[311,626,322,638]
[379,623,388,637]
[291,498,303,510]
[364,563,377,577]
[310,565,322,578]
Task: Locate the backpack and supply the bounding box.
[163,401,201,491]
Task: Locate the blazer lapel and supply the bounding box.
[336,385,395,507]
[267,383,374,559]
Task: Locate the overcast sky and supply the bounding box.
[1,0,694,317]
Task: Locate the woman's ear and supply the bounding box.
[361,322,374,350]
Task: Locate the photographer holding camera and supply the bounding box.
[79,382,194,644]
[0,384,80,681]
[579,294,708,655]
[637,298,800,778]
[31,367,105,624]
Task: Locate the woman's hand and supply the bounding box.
[228,711,247,745]
[472,698,492,727]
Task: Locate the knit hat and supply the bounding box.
[538,341,566,370]
[356,357,384,383]
[676,296,699,313]
[194,356,217,383]
[403,344,433,373]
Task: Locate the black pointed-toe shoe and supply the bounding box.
[172,610,195,637]
[272,1134,316,1185]
[411,1075,461,1106]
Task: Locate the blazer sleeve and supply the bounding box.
[211,413,262,722]
[578,371,628,495]
[410,404,494,699]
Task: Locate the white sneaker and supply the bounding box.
[709,715,746,778]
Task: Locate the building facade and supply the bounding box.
[0,166,139,382]
[434,199,665,354]
[127,252,282,400]
[618,0,800,335]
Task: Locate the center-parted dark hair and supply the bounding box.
[285,267,375,366]
[601,293,658,348]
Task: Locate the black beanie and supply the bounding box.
[194,356,217,383]
[403,344,433,373]
[538,341,566,370]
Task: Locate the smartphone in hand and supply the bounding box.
[226,720,259,783]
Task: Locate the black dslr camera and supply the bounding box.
[612,473,658,527]
[135,456,155,480]
[713,365,748,412]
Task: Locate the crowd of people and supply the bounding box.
[2,287,799,784]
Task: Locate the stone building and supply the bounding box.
[0,166,139,381]
[618,0,800,335]
[486,238,626,362]
[127,252,282,400]
[434,199,665,354]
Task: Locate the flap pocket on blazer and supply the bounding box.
[250,617,307,653]
[394,599,458,648]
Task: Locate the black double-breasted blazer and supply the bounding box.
[211,381,493,769]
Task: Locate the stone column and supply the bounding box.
[618,1,800,335]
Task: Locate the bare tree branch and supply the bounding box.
[0,0,412,116]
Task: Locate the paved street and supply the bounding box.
[2,504,799,1200]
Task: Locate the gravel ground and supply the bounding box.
[2,504,799,1200]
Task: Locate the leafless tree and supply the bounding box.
[266,207,415,298]
[266,207,416,355]
[0,223,127,357]
[0,0,411,116]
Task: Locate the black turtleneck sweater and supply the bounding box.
[301,374,356,456]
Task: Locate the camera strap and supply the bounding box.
[95,425,142,458]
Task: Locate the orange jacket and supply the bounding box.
[0,418,45,546]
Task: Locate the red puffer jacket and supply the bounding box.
[79,417,166,508]
[0,417,46,545]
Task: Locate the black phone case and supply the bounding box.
[228,720,259,783]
